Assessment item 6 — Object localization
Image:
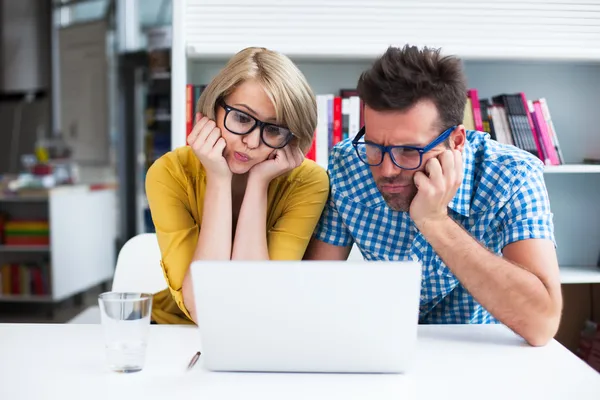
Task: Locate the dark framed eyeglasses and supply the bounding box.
[219,100,294,149]
[351,125,457,170]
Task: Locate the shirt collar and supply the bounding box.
[448,141,475,217]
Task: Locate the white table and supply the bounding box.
[0,324,598,400]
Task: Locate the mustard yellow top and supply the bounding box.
[145,146,329,324]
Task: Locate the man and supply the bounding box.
[304,45,562,346]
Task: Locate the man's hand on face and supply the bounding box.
[409,149,463,229]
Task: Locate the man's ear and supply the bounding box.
[449,125,467,151]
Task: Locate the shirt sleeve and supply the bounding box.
[313,192,354,247]
[498,163,556,249]
[145,156,196,321]
[267,165,330,260]
[313,146,354,247]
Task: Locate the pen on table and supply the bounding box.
[187,351,201,371]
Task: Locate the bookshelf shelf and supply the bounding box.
[150,71,171,80]
[0,245,50,253]
[560,265,600,284]
[0,195,48,203]
[544,165,600,174]
[0,294,52,303]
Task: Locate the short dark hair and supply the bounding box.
[357,45,467,130]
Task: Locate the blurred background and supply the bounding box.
[0,0,172,322]
[0,0,599,370]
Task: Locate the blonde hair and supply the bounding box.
[196,47,317,153]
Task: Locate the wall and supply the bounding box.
[0,98,49,174]
[0,0,52,174]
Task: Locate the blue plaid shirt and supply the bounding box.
[315,130,555,324]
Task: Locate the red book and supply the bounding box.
[532,101,560,165]
[31,267,44,295]
[4,237,50,246]
[467,89,484,131]
[332,97,342,145]
[305,130,317,161]
[185,84,193,142]
[11,264,20,295]
[520,92,545,163]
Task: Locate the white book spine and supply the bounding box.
[316,94,331,170]
[349,96,361,139]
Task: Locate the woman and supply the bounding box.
[146,47,329,324]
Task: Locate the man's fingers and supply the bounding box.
[439,150,455,177]
[425,157,444,189]
[413,171,431,192]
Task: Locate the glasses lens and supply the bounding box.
[390,147,421,169]
[225,109,255,134]
[355,143,382,166]
[262,124,293,148]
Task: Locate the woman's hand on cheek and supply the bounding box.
[188,112,232,181]
[249,145,304,185]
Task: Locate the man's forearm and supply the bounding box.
[231,177,269,260]
[417,216,558,345]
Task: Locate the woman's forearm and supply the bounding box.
[193,177,233,260]
[231,177,269,260]
[183,177,233,322]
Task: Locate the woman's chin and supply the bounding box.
[226,159,253,175]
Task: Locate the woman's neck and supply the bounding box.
[231,173,249,203]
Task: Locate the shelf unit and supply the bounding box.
[172,0,600,350]
[0,245,50,253]
[560,266,600,285]
[544,165,600,174]
[0,185,117,304]
[0,294,52,303]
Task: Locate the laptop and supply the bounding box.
[190,260,422,374]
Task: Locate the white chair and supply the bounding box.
[67,233,167,323]
[110,233,167,294]
[67,235,363,324]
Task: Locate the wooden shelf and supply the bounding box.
[150,71,171,80]
[560,265,600,284]
[544,165,600,174]
[0,195,48,202]
[0,245,50,253]
[0,294,52,303]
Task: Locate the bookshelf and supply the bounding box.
[560,266,600,285]
[0,245,50,253]
[0,185,117,305]
[545,165,600,174]
[172,0,600,277]
[0,294,53,303]
[172,0,600,349]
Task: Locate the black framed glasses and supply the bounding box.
[351,125,457,170]
[219,101,294,149]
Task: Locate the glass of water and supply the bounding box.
[98,292,153,373]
